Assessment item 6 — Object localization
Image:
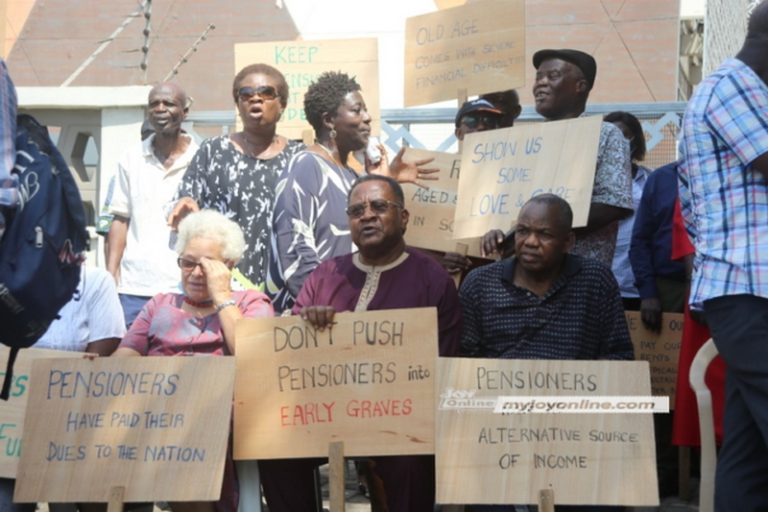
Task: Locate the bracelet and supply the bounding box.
[215,299,237,314]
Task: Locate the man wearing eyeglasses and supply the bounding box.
[454,98,504,142]
[483,49,633,268]
[290,174,461,511]
[107,82,198,327]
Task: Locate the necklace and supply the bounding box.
[183,296,213,308]
[241,133,276,158]
[316,143,347,169]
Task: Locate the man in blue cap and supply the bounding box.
[454,97,504,141]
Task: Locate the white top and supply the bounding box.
[36,267,126,352]
[109,133,198,296]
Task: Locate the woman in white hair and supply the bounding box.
[114,209,273,512]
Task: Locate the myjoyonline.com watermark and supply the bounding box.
[493,396,669,414]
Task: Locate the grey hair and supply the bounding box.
[175,209,246,263]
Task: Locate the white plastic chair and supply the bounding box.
[688,337,719,512]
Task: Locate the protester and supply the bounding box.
[168,64,304,290]
[114,209,273,512]
[482,49,633,267]
[480,89,522,128]
[678,2,768,508]
[267,71,436,313]
[107,82,198,327]
[603,111,651,310]
[279,174,460,511]
[454,98,503,141]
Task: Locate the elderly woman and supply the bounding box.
[267,71,436,313]
[169,63,304,290]
[115,209,273,512]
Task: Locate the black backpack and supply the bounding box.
[0,114,88,399]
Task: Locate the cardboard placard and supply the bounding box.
[402,148,483,257]
[0,347,82,478]
[626,311,684,408]
[234,308,438,459]
[234,38,380,140]
[436,358,658,506]
[404,0,525,107]
[15,357,235,503]
[452,116,602,239]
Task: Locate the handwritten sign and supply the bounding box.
[234,308,438,459]
[404,0,525,106]
[626,311,683,408]
[0,347,82,478]
[452,116,602,239]
[402,148,483,257]
[15,357,235,503]
[234,38,380,139]
[436,358,658,506]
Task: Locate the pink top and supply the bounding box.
[120,291,273,356]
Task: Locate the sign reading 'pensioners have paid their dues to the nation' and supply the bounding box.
[15,357,235,503]
[436,358,659,506]
[234,308,438,459]
[234,38,380,140]
[0,347,82,479]
[402,148,484,258]
[626,311,684,408]
[404,0,525,106]
[452,116,602,239]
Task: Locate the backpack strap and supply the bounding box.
[0,346,19,400]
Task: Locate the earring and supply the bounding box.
[330,128,337,139]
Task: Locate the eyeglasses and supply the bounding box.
[177,257,203,271]
[460,113,501,130]
[345,199,403,219]
[237,85,279,102]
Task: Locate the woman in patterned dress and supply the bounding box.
[169,64,304,289]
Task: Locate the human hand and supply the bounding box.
[299,306,337,331]
[167,197,200,230]
[372,147,439,189]
[442,252,472,274]
[198,257,233,306]
[481,229,506,258]
[640,297,662,333]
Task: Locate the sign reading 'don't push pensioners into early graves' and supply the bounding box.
[404,0,525,106]
[401,148,484,258]
[234,308,438,459]
[0,347,81,479]
[436,358,659,506]
[234,38,380,140]
[452,116,603,239]
[15,357,235,504]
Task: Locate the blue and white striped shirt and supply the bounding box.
[679,58,768,306]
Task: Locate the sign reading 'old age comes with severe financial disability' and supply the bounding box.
[15,357,235,503]
[235,38,380,139]
[404,0,525,106]
[452,116,602,239]
[0,347,81,479]
[234,308,438,459]
[402,148,483,257]
[436,358,658,506]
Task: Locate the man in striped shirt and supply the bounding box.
[678,2,768,509]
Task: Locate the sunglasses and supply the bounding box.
[461,113,501,130]
[237,85,279,101]
[346,199,403,219]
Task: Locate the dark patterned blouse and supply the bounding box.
[176,136,304,288]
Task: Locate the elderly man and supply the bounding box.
[107,82,198,327]
[483,49,633,267]
[679,2,768,509]
[462,194,633,361]
[261,174,461,512]
[454,98,504,141]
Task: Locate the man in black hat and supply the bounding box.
[454,98,504,141]
[483,49,633,268]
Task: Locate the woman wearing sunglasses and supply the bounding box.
[169,64,304,291]
[114,209,273,512]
